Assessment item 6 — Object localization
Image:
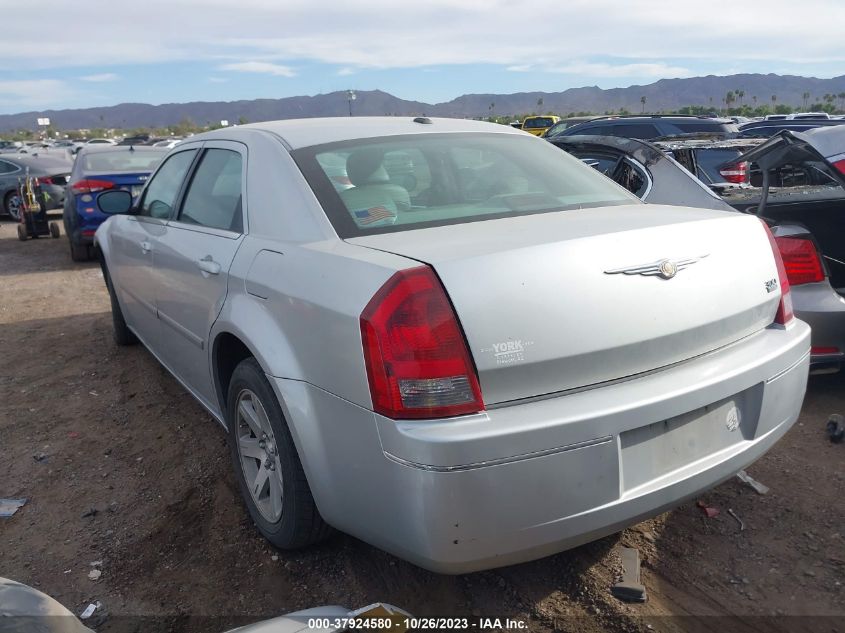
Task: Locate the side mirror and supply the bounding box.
[97,190,134,215]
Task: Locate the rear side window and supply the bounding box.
[293,132,638,237]
[605,124,660,139]
[0,160,18,174]
[139,149,197,219]
[178,149,243,232]
[675,122,738,134]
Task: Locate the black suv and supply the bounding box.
[553,115,738,140]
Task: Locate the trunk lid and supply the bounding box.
[348,205,781,405]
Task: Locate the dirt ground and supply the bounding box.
[1,219,844,633]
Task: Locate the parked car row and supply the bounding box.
[541,113,845,141]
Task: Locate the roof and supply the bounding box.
[75,145,169,156]
[195,116,524,150]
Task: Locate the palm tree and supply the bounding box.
[752,95,757,107]
[802,91,811,109]
[537,97,544,110]
[725,91,735,113]
[737,90,745,106]
[839,92,845,111]
[640,95,646,113]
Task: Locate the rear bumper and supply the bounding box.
[792,282,845,370]
[273,320,810,573]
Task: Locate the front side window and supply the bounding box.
[177,149,243,232]
[293,133,639,237]
[139,149,197,219]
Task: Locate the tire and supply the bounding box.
[69,239,90,262]
[16,223,27,241]
[49,222,60,239]
[102,264,137,346]
[227,358,331,549]
[4,191,21,222]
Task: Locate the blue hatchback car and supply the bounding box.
[63,145,167,261]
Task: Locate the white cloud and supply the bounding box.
[337,67,356,76]
[80,73,118,82]
[0,79,69,107]
[218,61,296,77]
[547,62,693,79]
[0,0,843,74]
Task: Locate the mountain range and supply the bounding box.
[2,73,845,132]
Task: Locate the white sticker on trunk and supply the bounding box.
[480,340,535,365]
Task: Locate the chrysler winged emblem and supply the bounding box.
[604,254,709,280]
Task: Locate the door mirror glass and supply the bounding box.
[97,190,133,214]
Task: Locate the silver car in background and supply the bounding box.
[94,117,810,573]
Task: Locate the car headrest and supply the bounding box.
[346,148,390,186]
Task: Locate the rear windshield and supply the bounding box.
[81,151,164,173]
[292,132,639,237]
[523,118,555,129]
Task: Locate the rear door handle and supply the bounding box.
[196,256,221,276]
[140,240,151,254]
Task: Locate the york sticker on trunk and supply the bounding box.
[481,339,535,365]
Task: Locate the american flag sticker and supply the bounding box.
[353,206,396,225]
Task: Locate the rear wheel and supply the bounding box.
[16,224,27,241]
[227,358,331,549]
[103,264,137,346]
[4,191,21,222]
[49,222,60,239]
[69,240,90,262]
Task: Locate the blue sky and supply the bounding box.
[1,0,844,115]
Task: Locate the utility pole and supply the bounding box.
[347,90,356,117]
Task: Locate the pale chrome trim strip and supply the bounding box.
[384,435,612,472]
[158,309,204,349]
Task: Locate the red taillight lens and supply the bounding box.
[39,176,54,185]
[719,161,749,184]
[360,266,484,420]
[812,346,840,355]
[775,236,825,285]
[72,179,114,194]
[760,221,793,325]
[832,158,845,176]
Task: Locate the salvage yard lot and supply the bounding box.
[1,222,844,633]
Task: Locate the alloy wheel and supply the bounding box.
[236,389,284,523]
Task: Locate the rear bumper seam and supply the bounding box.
[384,435,613,472]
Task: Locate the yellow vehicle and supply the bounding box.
[521,115,561,136]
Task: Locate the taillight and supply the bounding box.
[72,179,114,194]
[832,158,845,176]
[775,236,825,285]
[39,176,54,185]
[760,221,794,325]
[360,266,484,419]
[719,161,748,184]
[812,346,840,355]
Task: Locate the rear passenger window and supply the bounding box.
[178,149,243,232]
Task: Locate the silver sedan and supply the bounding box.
[94,117,810,573]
